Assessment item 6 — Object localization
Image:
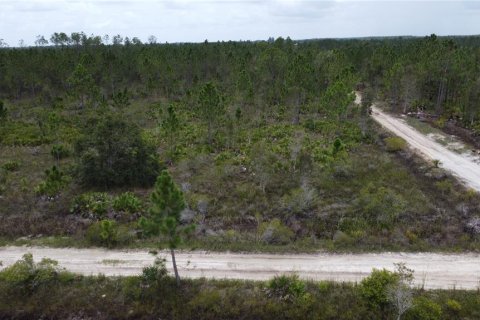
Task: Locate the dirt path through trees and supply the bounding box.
[1,246,479,289]
[370,104,480,192]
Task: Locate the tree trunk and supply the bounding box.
[207,121,213,145]
[292,103,300,125]
[170,248,180,286]
[435,68,448,114]
[436,80,446,114]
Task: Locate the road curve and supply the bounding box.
[1,246,479,290]
[371,105,480,192]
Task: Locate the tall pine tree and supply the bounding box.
[139,170,194,285]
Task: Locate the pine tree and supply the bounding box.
[139,170,194,285]
[161,104,180,161]
[197,82,223,145]
[68,61,98,108]
[0,100,6,123]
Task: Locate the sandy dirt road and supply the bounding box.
[370,105,480,192]
[1,246,479,290]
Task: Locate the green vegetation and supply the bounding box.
[385,136,407,152]
[0,253,72,295]
[85,219,133,247]
[0,34,479,253]
[34,165,70,198]
[0,255,479,319]
[74,114,160,188]
[139,170,195,284]
[1,160,20,172]
[50,144,71,161]
[266,274,308,302]
[359,268,399,310]
[70,192,110,218]
[112,192,143,214]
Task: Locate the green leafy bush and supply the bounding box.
[0,121,49,146]
[359,268,399,310]
[384,136,407,152]
[266,274,307,302]
[70,192,110,219]
[435,179,453,196]
[281,184,317,215]
[35,166,69,198]
[259,218,294,244]
[1,160,20,172]
[50,144,71,160]
[0,253,68,294]
[407,297,442,320]
[113,192,142,214]
[356,184,406,230]
[141,257,168,287]
[74,114,160,188]
[445,299,462,316]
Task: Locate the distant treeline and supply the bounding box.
[1,33,480,128]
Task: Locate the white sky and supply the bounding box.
[1,0,480,46]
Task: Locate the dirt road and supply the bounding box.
[1,246,479,289]
[370,105,480,192]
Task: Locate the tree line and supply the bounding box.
[2,33,480,130]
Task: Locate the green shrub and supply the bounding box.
[317,281,332,293]
[266,274,307,302]
[70,192,110,219]
[434,117,447,129]
[332,137,345,155]
[86,219,119,247]
[0,121,49,146]
[338,217,367,233]
[0,253,67,294]
[356,184,406,230]
[435,179,453,196]
[445,299,462,315]
[281,185,317,215]
[86,220,133,247]
[116,224,135,245]
[187,289,223,316]
[407,297,442,320]
[113,192,142,214]
[223,229,240,242]
[50,144,71,160]
[35,166,69,198]
[2,160,20,172]
[359,268,399,310]
[122,276,142,301]
[141,257,168,287]
[74,114,160,188]
[259,218,294,244]
[384,136,407,152]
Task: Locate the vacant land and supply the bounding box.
[1,36,480,254]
